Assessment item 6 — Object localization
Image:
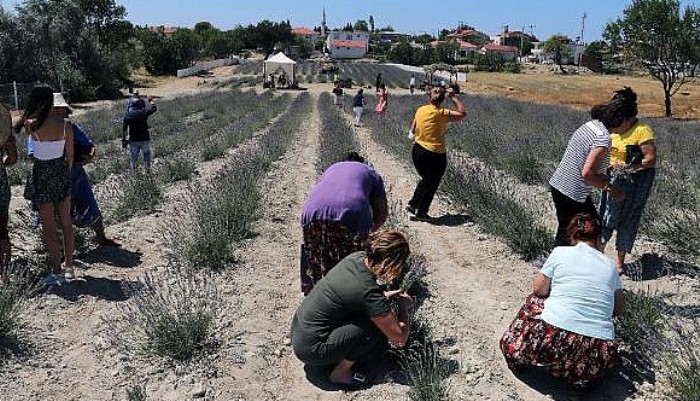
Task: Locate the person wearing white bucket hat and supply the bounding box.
[15,85,74,285]
[0,102,18,270]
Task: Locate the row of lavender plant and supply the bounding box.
[355,94,553,260]
[167,93,311,270]
[95,92,290,224]
[315,93,362,172]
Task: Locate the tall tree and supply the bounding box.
[605,0,700,117]
[368,15,374,32]
[543,34,573,73]
[353,19,368,32]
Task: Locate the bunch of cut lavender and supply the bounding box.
[400,254,428,293]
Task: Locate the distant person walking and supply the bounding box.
[375,73,382,92]
[15,86,74,285]
[599,87,656,276]
[0,103,17,269]
[122,96,157,172]
[332,84,344,110]
[409,74,416,95]
[374,84,388,115]
[406,86,466,222]
[352,89,367,126]
[549,99,627,247]
[299,152,388,295]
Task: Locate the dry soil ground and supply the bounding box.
[0,66,697,401]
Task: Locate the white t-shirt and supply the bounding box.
[540,242,622,340]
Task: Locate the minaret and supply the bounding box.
[321,7,327,36]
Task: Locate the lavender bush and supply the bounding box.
[316,92,361,173]
[170,93,311,270]
[104,266,221,361]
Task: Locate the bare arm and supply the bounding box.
[446,90,466,122]
[582,146,624,202]
[613,289,625,316]
[532,273,551,297]
[64,121,74,169]
[2,134,17,166]
[636,140,656,169]
[371,298,411,347]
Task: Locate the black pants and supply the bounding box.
[292,315,388,366]
[409,143,447,215]
[550,186,599,247]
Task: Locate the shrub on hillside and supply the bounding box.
[110,173,164,222]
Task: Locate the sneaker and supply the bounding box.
[63,263,75,280]
[411,213,435,223]
[42,273,66,287]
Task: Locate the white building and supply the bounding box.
[325,31,369,59]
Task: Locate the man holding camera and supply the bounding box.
[405,86,466,222]
[122,96,157,173]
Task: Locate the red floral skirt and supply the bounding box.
[499,294,618,389]
[300,220,365,295]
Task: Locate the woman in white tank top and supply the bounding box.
[15,85,74,284]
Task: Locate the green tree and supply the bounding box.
[387,41,416,65]
[605,0,700,117]
[583,40,608,60]
[353,20,368,32]
[435,41,459,65]
[543,34,573,72]
[503,36,533,57]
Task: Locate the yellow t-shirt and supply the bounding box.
[610,121,655,164]
[414,104,451,153]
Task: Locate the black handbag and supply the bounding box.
[625,144,643,165]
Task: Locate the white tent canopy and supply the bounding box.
[263,52,296,82]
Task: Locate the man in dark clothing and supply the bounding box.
[122,97,157,172]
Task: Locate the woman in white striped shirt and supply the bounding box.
[549,100,627,247]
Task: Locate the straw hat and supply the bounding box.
[0,103,10,145]
[53,92,73,112]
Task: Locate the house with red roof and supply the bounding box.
[480,43,520,60]
[292,26,320,43]
[325,31,369,59]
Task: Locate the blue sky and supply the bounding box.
[1,0,697,43]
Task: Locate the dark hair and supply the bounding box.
[379,83,386,90]
[612,86,638,118]
[364,230,410,284]
[343,151,365,163]
[357,88,363,94]
[590,99,626,129]
[566,213,602,245]
[132,98,146,110]
[14,84,54,133]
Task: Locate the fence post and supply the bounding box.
[13,81,19,110]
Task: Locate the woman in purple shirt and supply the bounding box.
[299,152,388,295]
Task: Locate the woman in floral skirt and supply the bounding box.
[500,212,624,390]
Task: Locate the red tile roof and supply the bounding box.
[457,40,478,48]
[330,40,367,49]
[292,27,317,36]
[483,44,519,53]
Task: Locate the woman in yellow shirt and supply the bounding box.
[599,87,657,276]
[406,86,466,222]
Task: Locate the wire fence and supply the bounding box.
[0,82,39,111]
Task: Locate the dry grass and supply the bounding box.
[465,71,700,119]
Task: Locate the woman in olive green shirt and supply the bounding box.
[291,230,411,386]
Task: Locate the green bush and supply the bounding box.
[104,267,220,361]
[161,160,198,183]
[201,142,226,161]
[397,339,450,401]
[0,262,37,340]
[111,174,164,222]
